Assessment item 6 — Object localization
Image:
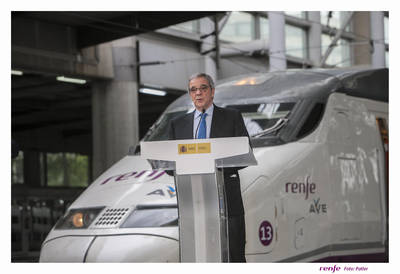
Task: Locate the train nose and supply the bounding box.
[39,236,95,262]
[40,234,179,262]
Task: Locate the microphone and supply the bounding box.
[195,109,206,139]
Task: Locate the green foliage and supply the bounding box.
[47,153,64,187]
[47,153,89,187]
[11,152,24,184]
[66,153,89,187]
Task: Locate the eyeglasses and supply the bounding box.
[189,85,210,93]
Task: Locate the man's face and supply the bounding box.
[189,77,215,111]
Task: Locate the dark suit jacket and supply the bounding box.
[168,104,250,216]
[168,104,249,140]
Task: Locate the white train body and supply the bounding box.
[39,68,388,262]
[242,93,388,262]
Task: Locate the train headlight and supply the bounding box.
[55,207,105,230]
[120,206,178,228]
[72,212,84,228]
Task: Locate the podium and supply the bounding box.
[141,137,257,262]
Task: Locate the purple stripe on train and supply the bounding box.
[100,170,166,185]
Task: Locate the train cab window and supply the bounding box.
[142,102,296,146]
[296,103,325,139]
[143,110,189,142]
[226,103,295,137]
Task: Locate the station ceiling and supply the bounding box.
[12,11,219,48]
[12,12,221,153]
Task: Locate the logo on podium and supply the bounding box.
[178,143,211,154]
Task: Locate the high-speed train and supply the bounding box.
[39,67,388,262]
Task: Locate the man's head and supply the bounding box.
[188,73,215,111]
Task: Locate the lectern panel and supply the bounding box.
[175,172,228,262]
[140,138,256,263]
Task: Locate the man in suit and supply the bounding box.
[169,72,249,262]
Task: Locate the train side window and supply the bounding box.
[296,103,325,139]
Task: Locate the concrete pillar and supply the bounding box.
[200,17,217,80]
[353,12,372,66]
[23,151,42,187]
[370,11,386,67]
[92,37,139,178]
[308,12,322,67]
[268,11,286,71]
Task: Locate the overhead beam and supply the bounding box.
[12,107,91,126]
[12,82,90,100]
[12,117,91,133]
[12,97,91,114]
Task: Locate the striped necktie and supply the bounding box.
[197,113,207,139]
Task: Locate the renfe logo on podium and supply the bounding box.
[178,142,211,154]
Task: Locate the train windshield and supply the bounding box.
[143,102,295,144]
[226,103,295,137]
[143,110,188,142]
